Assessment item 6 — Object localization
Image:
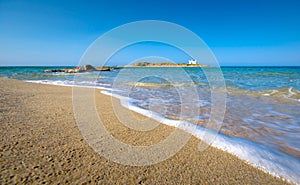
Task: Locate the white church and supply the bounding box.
[188,59,197,64]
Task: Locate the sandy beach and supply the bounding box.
[0,77,291,184]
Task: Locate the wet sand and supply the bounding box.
[0,78,291,184]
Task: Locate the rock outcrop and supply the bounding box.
[44,65,110,73]
[95,66,110,71]
[80,64,96,71]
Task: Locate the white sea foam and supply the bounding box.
[25,80,116,91]
[26,80,75,86]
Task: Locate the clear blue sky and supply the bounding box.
[0,0,300,66]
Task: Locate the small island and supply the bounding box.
[130,59,208,67]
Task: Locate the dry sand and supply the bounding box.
[0,78,290,184]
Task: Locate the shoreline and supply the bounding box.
[0,78,292,184]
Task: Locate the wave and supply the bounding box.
[127,81,300,102]
[227,86,300,102]
[125,81,206,88]
[261,87,300,100]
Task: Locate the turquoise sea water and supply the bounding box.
[1,66,300,183]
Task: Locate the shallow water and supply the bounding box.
[1,66,300,183]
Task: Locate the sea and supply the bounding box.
[0,66,299,184]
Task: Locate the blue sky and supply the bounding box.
[0,0,300,66]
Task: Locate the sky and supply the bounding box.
[0,0,300,66]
